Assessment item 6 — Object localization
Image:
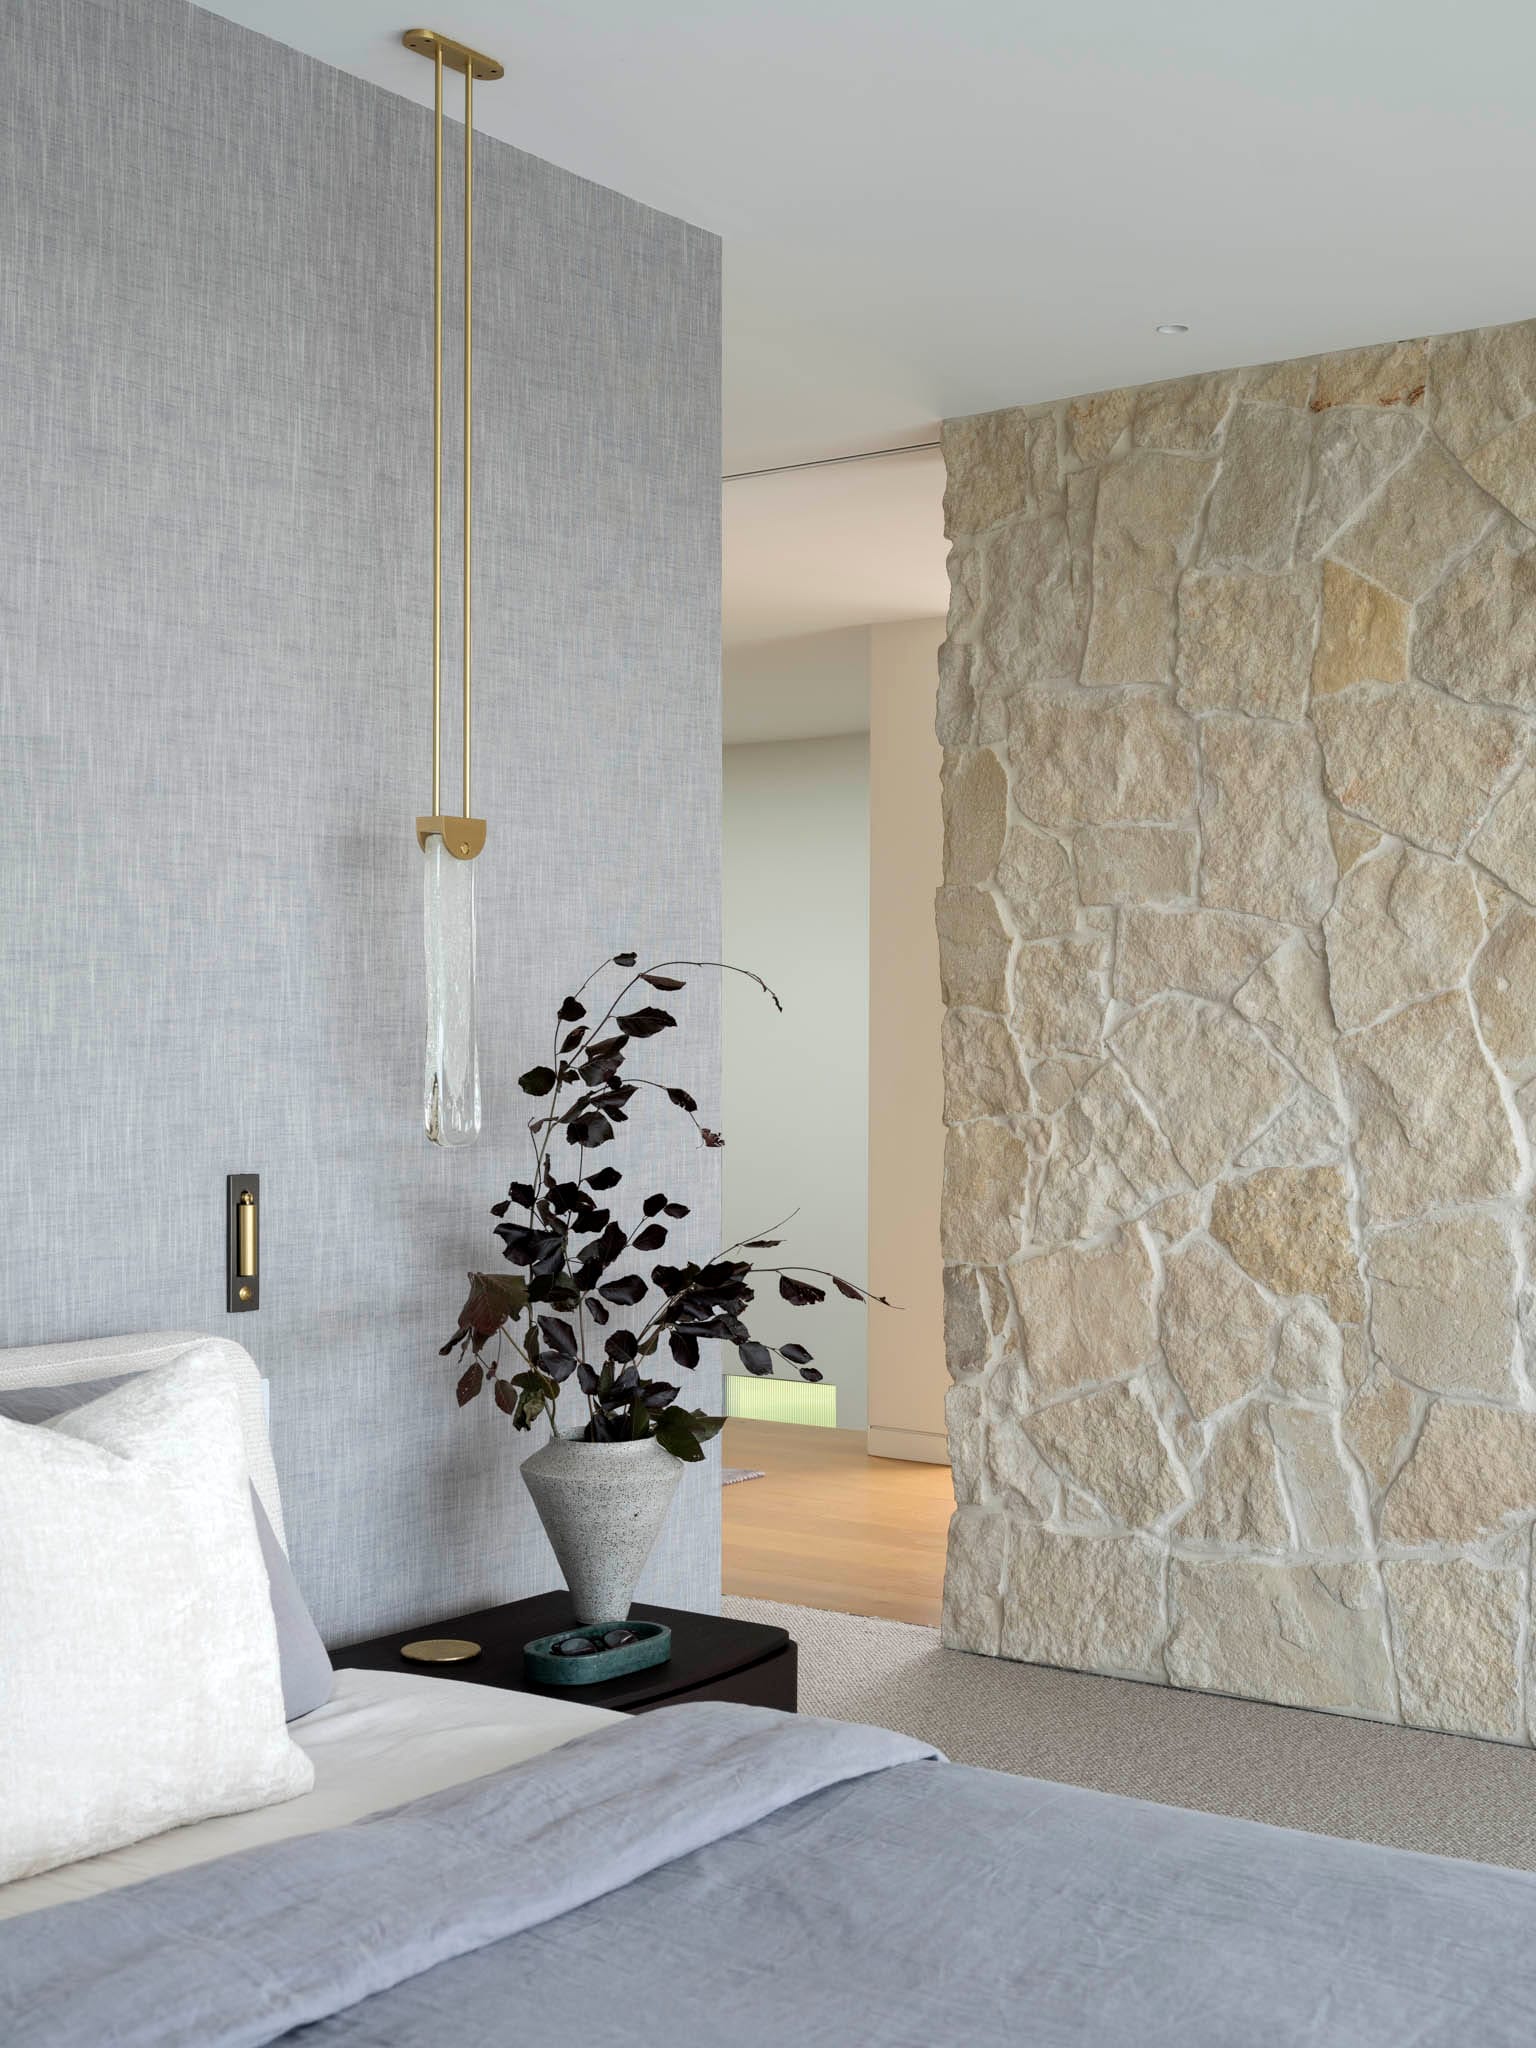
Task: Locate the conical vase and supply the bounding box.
[520,1430,683,1625]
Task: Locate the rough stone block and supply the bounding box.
[941,1120,1035,1265]
[1112,997,1291,1185]
[1311,338,1427,412]
[1382,1402,1536,1545]
[1034,1063,1186,1243]
[1384,1559,1523,1742]
[1429,316,1536,462]
[976,514,1081,685]
[942,1008,1030,1124]
[1166,1560,1395,1717]
[1209,1165,1364,1321]
[1314,681,1523,855]
[942,1262,1006,1379]
[1470,905,1536,1079]
[1067,385,1134,464]
[1338,991,1518,1221]
[1232,935,1337,1093]
[1115,908,1279,1005]
[940,1506,1009,1653]
[1269,1406,1367,1550]
[1328,440,1497,600]
[1342,1367,1423,1494]
[1323,841,1484,1030]
[1417,525,1536,713]
[936,885,1011,1011]
[1199,402,1313,574]
[941,746,1007,884]
[1009,690,1196,828]
[1468,762,1536,905]
[1295,409,1421,558]
[1180,1405,1290,1548]
[942,408,1059,536]
[1008,1233,1156,1400]
[1176,568,1317,719]
[1199,716,1335,923]
[1368,1211,1518,1399]
[1012,935,1106,1055]
[1081,453,1216,684]
[994,819,1076,939]
[1161,1239,1273,1421]
[1075,824,1195,906]
[1001,1527,1167,1681]
[1235,1088,1346,1171]
[1027,1379,1188,1527]
[1133,372,1240,452]
[1311,560,1408,697]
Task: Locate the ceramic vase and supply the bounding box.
[520,1429,684,1624]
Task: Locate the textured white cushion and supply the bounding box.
[0,1350,314,1883]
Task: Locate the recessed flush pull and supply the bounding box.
[227,1175,259,1312]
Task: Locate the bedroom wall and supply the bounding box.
[0,0,721,1640]
[939,315,1536,1742]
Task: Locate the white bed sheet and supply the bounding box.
[0,1666,620,1922]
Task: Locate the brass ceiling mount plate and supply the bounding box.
[416,815,487,860]
[399,1636,483,1664]
[402,28,504,81]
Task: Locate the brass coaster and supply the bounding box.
[400,1637,482,1665]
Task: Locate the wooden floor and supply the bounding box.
[721,1419,955,1627]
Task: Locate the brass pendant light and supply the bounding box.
[404,28,503,1146]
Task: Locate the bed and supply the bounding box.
[4,1335,1536,2046]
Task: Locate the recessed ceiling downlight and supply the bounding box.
[1156,323,1190,335]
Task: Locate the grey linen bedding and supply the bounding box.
[4,1700,1536,2046]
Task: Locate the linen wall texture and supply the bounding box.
[0,0,722,1641]
[939,315,1536,1741]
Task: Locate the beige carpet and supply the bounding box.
[722,1594,1536,1870]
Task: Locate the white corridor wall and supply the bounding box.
[722,734,870,1429]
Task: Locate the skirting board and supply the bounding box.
[866,1426,950,1466]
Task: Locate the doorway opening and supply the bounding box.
[718,448,951,1625]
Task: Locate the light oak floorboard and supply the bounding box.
[721,1419,955,1627]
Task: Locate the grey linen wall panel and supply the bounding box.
[0,0,722,1640]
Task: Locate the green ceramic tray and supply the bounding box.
[522,1620,672,1687]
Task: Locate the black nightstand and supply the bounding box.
[335,1591,797,1716]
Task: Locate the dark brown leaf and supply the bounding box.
[456,1361,484,1406]
[616,1006,675,1038]
[779,1274,826,1307]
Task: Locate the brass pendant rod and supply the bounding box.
[405,27,500,858]
[463,57,473,822]
[431,45,444,818]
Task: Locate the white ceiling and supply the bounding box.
[205,2,1536,646]
[208,1,1536,473]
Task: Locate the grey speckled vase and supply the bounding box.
[520,1430,684,1625]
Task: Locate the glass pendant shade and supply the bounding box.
[423,834,481,1147]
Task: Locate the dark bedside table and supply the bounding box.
[335,1591,797,1716]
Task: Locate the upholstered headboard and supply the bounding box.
[0,1332,286,1548]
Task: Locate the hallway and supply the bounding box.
[721,1419,954,1627]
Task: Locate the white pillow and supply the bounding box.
[0,1351,314,1883]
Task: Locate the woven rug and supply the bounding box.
[720,1468,765,1486]
[721,1594,1536,1871]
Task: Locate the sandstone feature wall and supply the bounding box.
[939,317,1536,1740]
